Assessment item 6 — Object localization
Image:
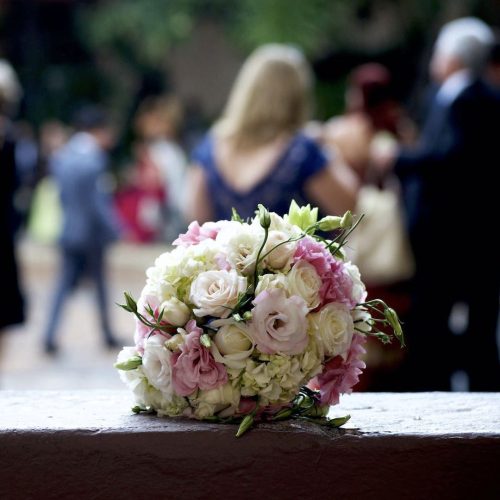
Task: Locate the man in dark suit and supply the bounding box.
[43,107,122,353]
[374,18,499,390]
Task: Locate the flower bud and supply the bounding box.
[340,210,353,229]
[317,216,343,231]
[236,412,255,437]
[114,355,142,371]
[384,307,404,342]
[258,204,271,229]
[159,297,190,326]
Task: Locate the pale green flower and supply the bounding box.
[284,200,318,231]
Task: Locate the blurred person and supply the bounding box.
[42,106,122,354]
[0,59,24,348]
[26,120,69,245]
[485,34,500,90]
[325,63,416,182]
[373,18,499,391]
[186,44,358,223]
[323,64,416,390]
[115,140,165,243]
[134,95,187,241]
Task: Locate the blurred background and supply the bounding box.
[1,0,499,391]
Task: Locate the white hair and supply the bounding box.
[435,17,494,71]
[0,59,22,113]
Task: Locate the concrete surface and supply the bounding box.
[0,391,499,499]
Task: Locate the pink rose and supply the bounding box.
[134,294,171,353]
[173,221,221,247]
[293,238,356,309]
[250,288,308,355]
[171,320,228,396]
[309,334,367,406]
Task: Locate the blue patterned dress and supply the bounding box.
[192,132,328,220]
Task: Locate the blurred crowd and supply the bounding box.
[1,17,499,391]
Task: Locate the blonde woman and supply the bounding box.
[187,44,358,222]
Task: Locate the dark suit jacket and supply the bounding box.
[395,78,500,270]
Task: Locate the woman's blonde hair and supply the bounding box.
[215,44,312,149]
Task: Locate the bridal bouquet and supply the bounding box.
[116,202,403,436]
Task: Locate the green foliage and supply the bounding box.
[78,0,197,67]
[230,0,338,56]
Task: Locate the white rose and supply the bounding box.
[159,297,190,326]
[192,383,241,419]
[141,336,175,399]
[210,319,255,369]
[309,303,354,359]
[287,260,322,310]
[344,262,367,304]
[216,222,263,275]
[255,273,289,296]
[190,269,247,318]
[262,230,296,271]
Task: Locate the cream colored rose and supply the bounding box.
[159,297,190,326]
[263,230,296,271]
[287,260,322,310]
[255,273,289,296]
[189,269,247,318]
[309,303,354,359]
[210,319,255,369]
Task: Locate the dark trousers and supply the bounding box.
[400,243,499,391]
[44,245,115,346]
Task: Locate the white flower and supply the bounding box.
[141,336,175,400]
[287,260,322,310]
[262,230,297,271]
[216,222,263,275]
[344,262,367,304]
[351,308,372,333]
[210,319,255,369]
[116,347,164,408]
[159,297,191,326]
[309,303,354,359]
[191,383,241,419]
[255,273,289,296]
[190,269,247,318]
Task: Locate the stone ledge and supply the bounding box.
[1,391,499,499]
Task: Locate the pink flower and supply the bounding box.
[293,237,356,309]
[309,334,367,406]
[134,294,171,353]
[171,320,228,396]
[173,221,221,247]
[250,288,309,355]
